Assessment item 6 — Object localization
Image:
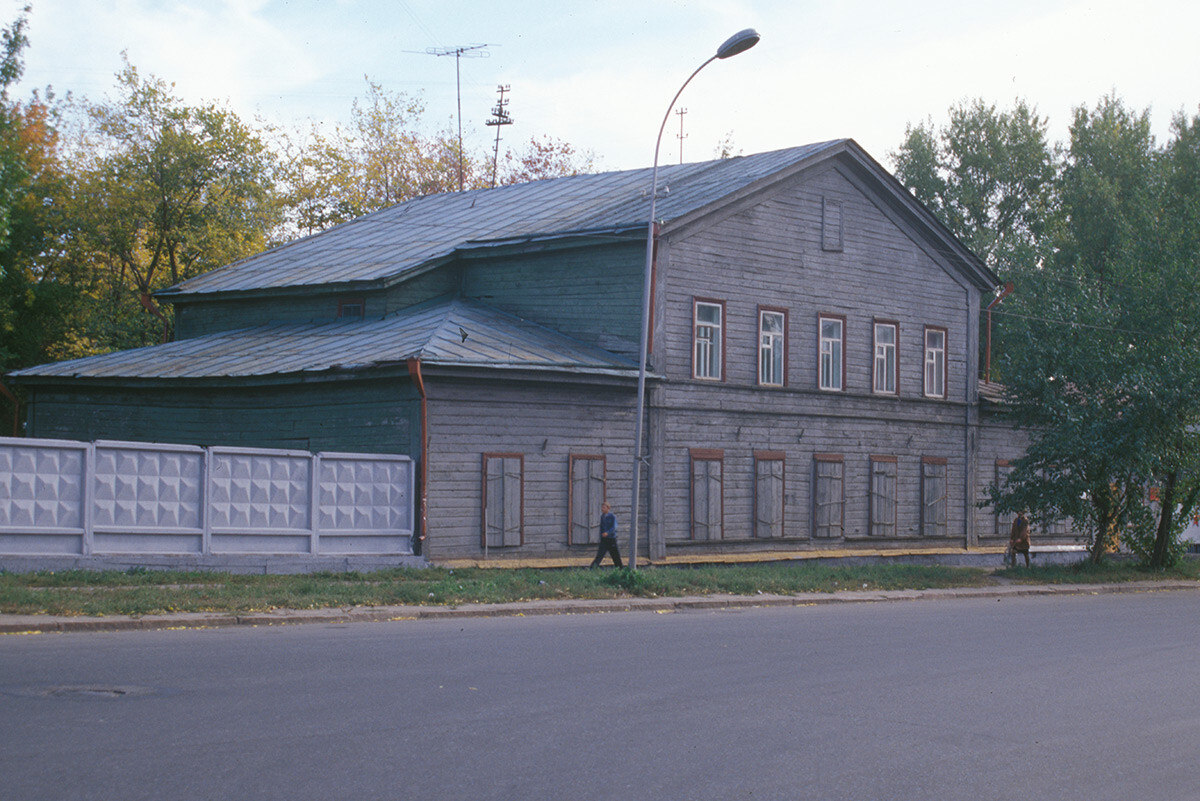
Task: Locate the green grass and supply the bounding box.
[0,559,1195,618]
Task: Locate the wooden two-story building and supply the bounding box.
[12,139,1037,563]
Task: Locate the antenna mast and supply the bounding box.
[425,43,492,191]
[485,85,513,188]
[675,107,688,164]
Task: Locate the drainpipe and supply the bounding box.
[985,282,1014,384]
[406,358,430,557]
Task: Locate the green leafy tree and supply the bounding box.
[276,80,597,237]
[892,99,1058,276]
[65,57,280,348]
[990,100,1200,566]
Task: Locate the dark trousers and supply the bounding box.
[590,535,623,567]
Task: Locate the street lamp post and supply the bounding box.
[628,28,760,569]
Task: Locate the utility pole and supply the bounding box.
[485,84,513,188]
[425,43,492,191]
[675,107,687,164]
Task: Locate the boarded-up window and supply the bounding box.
[921,458,948,537]
[813,455,844,538]
[870,456,897,537]
[755,452,785,538]
[822,197,843,252]
[482,454,523,548]
[568,455,605,545]
[994,461,1014,536]
[691,450,724,540]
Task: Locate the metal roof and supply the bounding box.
[159,141,845,298]
[11,298,638,382]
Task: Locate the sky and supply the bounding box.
[5,0,1200,173]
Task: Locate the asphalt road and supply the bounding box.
[2,590,1198,801]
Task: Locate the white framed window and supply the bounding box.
[813,454,844,538]
[870,456,897,537]
[758,308,787,387]
[754,451,786,538]
[693,299,724,380]
[818,314,845,391]
[873,320,898,395]
[924,326,947,398]
[921,457,948,537]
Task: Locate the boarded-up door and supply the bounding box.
[569,456,605,545]
[755,455,784,538]
[692,453,723,540]
[483,454,523,548]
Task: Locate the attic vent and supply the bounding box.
[338,299,365,320]
[822,197,844,252]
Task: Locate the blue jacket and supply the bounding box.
[600,512,617,538]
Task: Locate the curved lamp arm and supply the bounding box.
[628,29,760,569]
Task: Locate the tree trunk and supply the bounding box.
[1150,471,1177,569]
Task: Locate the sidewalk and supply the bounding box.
[2,580,1196,635]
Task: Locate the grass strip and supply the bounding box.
[0,560,1196,618]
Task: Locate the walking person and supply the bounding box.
[1006,511,1031,567]
[589,502,623,568]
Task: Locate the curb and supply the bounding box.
[2,581,1196,635]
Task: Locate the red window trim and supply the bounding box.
[923,325,949,399]
[692,297,727,382]
[689,448,725,540]
[872,318,900,396]
[818,313,847,392]
[757,305,789,387]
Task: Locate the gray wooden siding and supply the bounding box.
[644,164,980,549]
[422,376,641,561]
[653,396,967,546]
[24,379,420,457]
[657,165,972,403]
[460,242,644,359]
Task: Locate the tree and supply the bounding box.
[891,99,1058,276]
[497,135,594,185]
[276,80,598,237]
[65,57,280,348]
[0,7,82,378]
[989,99,1200,567]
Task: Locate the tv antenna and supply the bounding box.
[425,43,493,191]
[485,85,513,187]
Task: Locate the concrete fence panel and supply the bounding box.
[0,437,414,560]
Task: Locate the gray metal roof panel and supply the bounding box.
[161,142,845,297]
[11,299,637,381]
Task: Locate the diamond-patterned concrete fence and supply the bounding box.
[0,437,414,558]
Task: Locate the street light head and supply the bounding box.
[716,28,760,59]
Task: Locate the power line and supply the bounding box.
[485,84,513,188]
